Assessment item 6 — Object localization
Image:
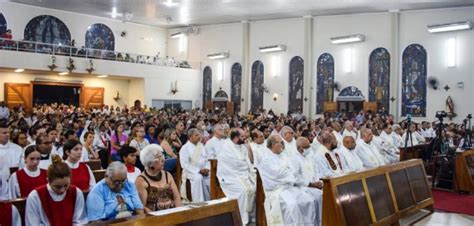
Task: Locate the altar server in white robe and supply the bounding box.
[314,131,344,177]
[249,129,267,165]
[280,126,298,156]
[217,128,256,225]
[204,124,227,159]
[258,135,322,226]
[391,124,404,148]
[342,121,358,140]
[179,128,210,202]
[378,124,400,163]
[334,136,364,172]
[0,121,24,200]
[355,128,385,168]
[402,124,426,147]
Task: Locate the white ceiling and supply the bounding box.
[9,0,474,28]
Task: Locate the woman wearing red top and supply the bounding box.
[9,145,48,198]
[63,139,96,191]
[25,155,88,225]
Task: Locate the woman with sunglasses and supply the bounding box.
[25,155,88,225]
[8,145,48,199]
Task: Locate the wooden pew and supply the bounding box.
[93,169,107,182]
[85,159,103,170]
[9,167,19,175]
[454,149,474,193]
[209,159,226,200]
[10,198,26,226]
[399,143,430,161]
[255,169,267,226]
[322,159,433,226]
[175,154,193,201]
[85,198,242,226]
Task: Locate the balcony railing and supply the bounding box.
[0,38,201,70]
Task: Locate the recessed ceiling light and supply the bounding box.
[14,69,25,73]
[112,7,118,18]
[163,0,177,7]
[58,72,69,76]
[98,75,108,78]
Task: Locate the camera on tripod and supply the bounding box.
[436,111,448,119]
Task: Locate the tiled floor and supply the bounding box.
[400,210,474,226]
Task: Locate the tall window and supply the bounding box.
[316,53,335,114]
[202,66,212,109]
[24,15,71,44]
[402,44,427,117]
[251,61,264,113]
[369,48,390,112]
[231,63,242,112]
[288,56,304,113]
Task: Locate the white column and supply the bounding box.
[390,11,400,121]
[303,15,314,118]
[241,20,250,114]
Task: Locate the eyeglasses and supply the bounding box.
[110,178,127,185]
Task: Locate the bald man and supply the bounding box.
[258,135,322,225]
[334,136,364,172]
[290,137,324,189]
[314,131,343,177]
[355,128,385,168]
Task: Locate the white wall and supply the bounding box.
[399,7,474,123]
[166,6,473,122]
[0,72,133,106]
[0,2,167,56]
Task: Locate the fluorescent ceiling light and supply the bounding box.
[163,0,177,7]
[58,72,69,76]
[258,45,286,53]
[330,34,365,44]
[171,32,186,39]
[98,75,108,78]
[428,21,472,33]
[14,69,24,73]
[207,52,229,60]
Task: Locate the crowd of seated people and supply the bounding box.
[0,102,470,225]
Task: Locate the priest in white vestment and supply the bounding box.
[217,128,256,225]
[334,136,364,173]
[342,121,357,140]
[249,129,267,165]
[204,124,227,159]
[355,128,385,168]
[179,128,210,202]
[280,126,298,156]
[314,131,344,177]
[331,122,343,148]
[391,124,404,148]
[257,135,322,226]
[0,123,24,200]
[378,125,400,163]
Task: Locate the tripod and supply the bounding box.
[431,116,455,189]
[462,114,472,149]
[404,115,413,150]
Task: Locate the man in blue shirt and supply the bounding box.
[86,161,145,222]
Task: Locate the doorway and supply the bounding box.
[32,83,81,106]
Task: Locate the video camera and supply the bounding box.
[436,111,448,119]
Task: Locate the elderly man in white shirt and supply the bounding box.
[355,128,385,168]
[179,128,210,202]
[249,129,267,165]
[204,123,227,159]
[342,121,357,140]
[391,124,404,148]
[334,136,364,173]
[378,124,400,163]
[217,128,256,225]
[257,135,322,226]
[280,126,298,156]
[314,131,344,177]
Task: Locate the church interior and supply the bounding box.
[0,0,473,225]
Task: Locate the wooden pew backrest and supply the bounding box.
[322,159,433,226]
[454,149,474,193]
[85,160,103,170]
[10,198,26,226]
[209,159,226,200]
[255,169,267,226]
[93,170,107,182]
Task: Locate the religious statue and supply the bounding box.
[446,96,456,119]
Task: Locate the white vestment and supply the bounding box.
[179,141,210,202]
[378,132,400,163]
[314,145,344,177]
[401,131,425,147]
[342,129,357,140]
[282,138,298,156]
[0,142,23,200]
[249,142,267,166]
[204,136,226,159]
[25,184,88,226]
[333,131,343,148]
[257,149,322,226]
[391,133,404,148]
[355,139,385,168]
[334,146,364,173]
[217,140,256,224]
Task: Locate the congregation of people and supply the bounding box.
[0,103,469,226]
